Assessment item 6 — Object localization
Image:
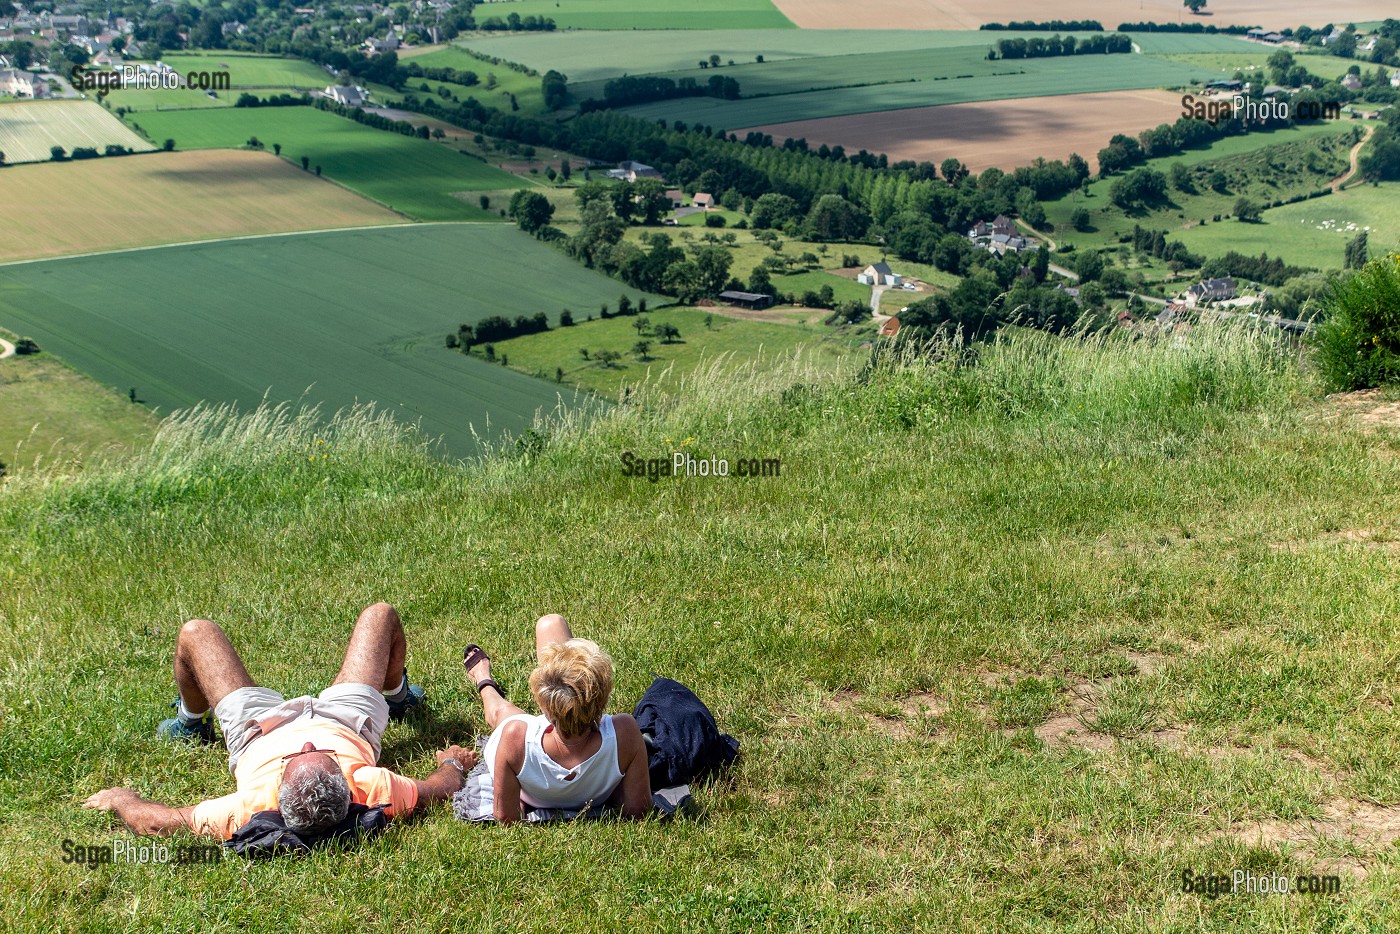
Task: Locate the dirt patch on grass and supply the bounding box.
[1272,528,1400,554]
[1323,389,1400,431]
[1218,798,1400,877]
[740,91,1186,174]
[823,689,946,738]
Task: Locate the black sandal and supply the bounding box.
[463,645,506,699]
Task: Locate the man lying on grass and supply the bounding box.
[85,602,475,840]
[462,613,652,825]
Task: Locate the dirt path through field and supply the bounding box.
[1331,124,1375,192]
[0,337,15,359]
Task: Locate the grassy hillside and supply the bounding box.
[0,343,157,470]
[462,0,795,30]
[0,225,663,457]
[4,326,1400,929]
[122,107,516,221]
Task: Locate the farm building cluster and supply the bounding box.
[967,216,1041,255]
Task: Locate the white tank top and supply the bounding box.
[484,714,624,810]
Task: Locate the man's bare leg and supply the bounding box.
[332,602,408,690]
[173,618,257,715]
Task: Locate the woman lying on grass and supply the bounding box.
[464,614,652,825]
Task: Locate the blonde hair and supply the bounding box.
[529,638,614,737]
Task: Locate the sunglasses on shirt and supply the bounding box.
[280,747,340,762]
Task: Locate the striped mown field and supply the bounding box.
[0,100,153,163]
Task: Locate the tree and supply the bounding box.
[480,195,491,210]
[509,189,555,235]
[1233,198,1262,223]
[1073,250,1105,283]
[804,194,870,241]
[579,347,590,360]
[1168,162,1194,193]
[709,54,721,68]
[301,156,310,170]
[162,139,175,152]
[656,323,681,343]
[273,143,282,156]
[560,309,574,327]
[632,340,653,360]
[556,367,564,383]
[1345,230,1369,269]
[0,151,5,166]
[704,314,714,330]
[50,146,66,161]
[751,192,798,229]
[1184,0,1207,13]
[1071,208,1092,232]
[633,315,651,335]
[595,349,622,368]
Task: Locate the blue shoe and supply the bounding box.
[158,698,217,744]
[387,679,425,720]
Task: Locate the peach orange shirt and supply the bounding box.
[190,718,418,840]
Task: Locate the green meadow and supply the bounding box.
[618,54,1218,126]
[5,325,1400,929]
[122,106,518,220]
[1175,182,1400,270]
[0,339,157,471]
[163,51,336,89]
[463,29,1245,84]
[475,305,856,397]
[464,0,794,30]
[0,225,663,457]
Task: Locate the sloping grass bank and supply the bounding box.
[3,326,1399,931]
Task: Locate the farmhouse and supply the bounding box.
[323,84,370,107]
[607,160,662,182]
[857,261,902,287]
[718,290,774,310]
[664,188,684,208]
[692,191,714,209]
[1181,277,1235,307]
[0,68,47,98]
[1340,74,1362,91]
[365,30,400,54]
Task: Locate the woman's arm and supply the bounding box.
[609,714,653,820]
[492,719,528,826]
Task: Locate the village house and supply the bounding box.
[1340,73,1362,91]
[0,67,47,97]
[664,189,684,209]
[857,261,902,287]
[323,84,370,107]
[364,30,400,53]
[691,191,714,210]
[1181,276,1235,308]
[607,160,662,182]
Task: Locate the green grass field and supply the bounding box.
[0,100,153,163]
[475,306,854,397]
[121,107,518,220]
[5,324,1400,929]
[1174,182,1400,270]
[394,46,550,116]
[162,52,336,89]
[463,29,1246,84]
[1042,122,1360,259]
[0,342,157,471]
[464,0,794,30]
[618,54,1218,126]
[0,225,664,457]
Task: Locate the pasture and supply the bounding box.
[0,340,157,472]
[0,100,152,163]
[461,0,794,30]
[624,54,1216,127]
[0,150,403,263]
[394,47,549,116]
[162,52,335,89]
[771,0,1400,30]
[123,107,518,221]
[0,225,664,456]
[1174,182,1400,270]
[460,29,1123,83]
[741,90,1190,174]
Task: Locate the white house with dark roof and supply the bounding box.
[0,68,47,97]
[858,261,902,287]
[323,84,369,107]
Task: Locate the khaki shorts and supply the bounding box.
[214,683,390,774]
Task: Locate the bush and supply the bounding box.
[1313,253,1400,391]
[704,213,726,228]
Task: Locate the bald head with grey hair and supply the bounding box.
[278,753,351,834]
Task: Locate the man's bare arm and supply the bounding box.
[83,787,197,837]
[411,744,478,806]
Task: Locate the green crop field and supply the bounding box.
[0,340,158,472]
[463,29,1145,83]
[463,0,794,30]
[478,306,852,397]
[1128,34,1262,54]
[0,225,664,457]
[162,52,336,89]
[1174,182,1400,270]
[122,107,518,221]
[0,100,153,163]
[618,55,1217,127]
